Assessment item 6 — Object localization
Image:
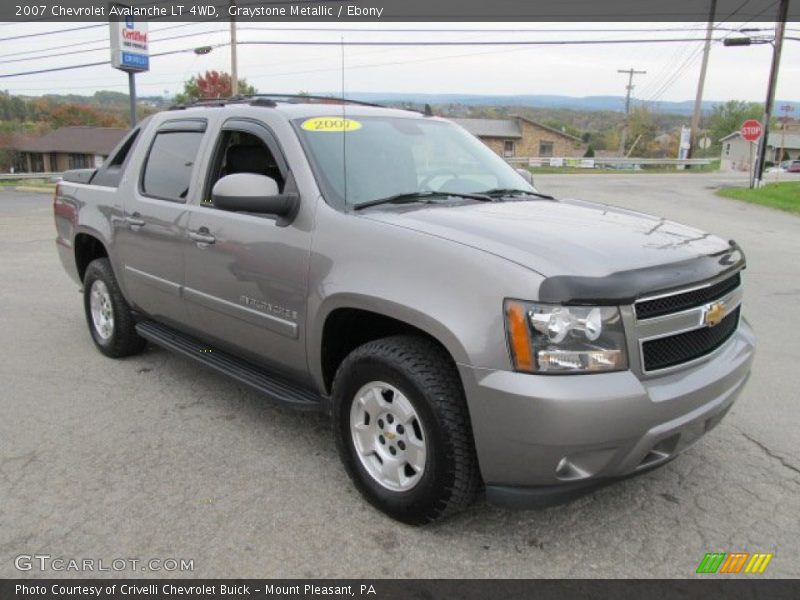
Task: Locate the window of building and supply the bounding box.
[725,143,731,156]
[503,140,515,157]
[69,154,90,169]
[30,153,44,173]
[141,131,204,202]
[539,141,554,157]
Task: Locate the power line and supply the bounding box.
[0,27,231,65]
[0,24,751,58]
[235,37,730,47]
[0,22,206,59]
[0,44,226,79]
[636,24,706,99]
[641,0,781,104]
[0,24,106,43]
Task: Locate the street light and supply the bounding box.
[722,37,755,46]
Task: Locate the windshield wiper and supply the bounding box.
[477,188,555,200]
[353,190,492,211]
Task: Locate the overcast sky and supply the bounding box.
[1,21,798,107]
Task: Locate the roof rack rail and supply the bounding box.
[169,94,385,111]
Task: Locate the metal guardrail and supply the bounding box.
[0,172,62,181]
[507,157,712,168]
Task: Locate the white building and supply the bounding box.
[719,131,800,172]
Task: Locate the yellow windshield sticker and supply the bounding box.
[301,117,362,132]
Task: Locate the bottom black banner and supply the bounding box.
[1,579,799,600]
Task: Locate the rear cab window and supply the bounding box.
[140,120,207,203]
[90,127,142,187]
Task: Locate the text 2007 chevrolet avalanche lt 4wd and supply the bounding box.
[54,96,755,524]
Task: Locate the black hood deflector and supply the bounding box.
[537,241,745,305]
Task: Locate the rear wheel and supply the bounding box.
[332,335,480,524]
[83,258,146,358]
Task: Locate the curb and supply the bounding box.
[12,185,56,193]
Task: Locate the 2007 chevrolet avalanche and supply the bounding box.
[54,95,755,523]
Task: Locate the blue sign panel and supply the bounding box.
[120,52,149,72]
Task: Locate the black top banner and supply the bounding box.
[3,0,799,22]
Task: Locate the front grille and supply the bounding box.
[635,273,741,320]
[641,306,740,371]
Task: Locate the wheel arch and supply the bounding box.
[312,295,470,396]
[74,229,110,283]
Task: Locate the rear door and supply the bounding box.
[182,117,312,381]
[116,118,207,328]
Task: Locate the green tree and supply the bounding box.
[174,71,257,104]
[583,144,595,158]
[627,107,657,155]
[707,100,763,144]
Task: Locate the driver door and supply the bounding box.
[182,119,311,382]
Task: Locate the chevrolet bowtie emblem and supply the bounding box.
[704,302,727,327]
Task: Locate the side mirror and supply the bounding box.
[516,168,535,186]
[212,173,298,219]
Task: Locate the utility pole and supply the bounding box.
[777,103,794,180]
[618,68,646,155]
[688,0,717,160]
[753,0,789,187]
[230,0,239,96]
[779,104,794,160]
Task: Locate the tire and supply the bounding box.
[332,335,480,524]
[83,257,146,358]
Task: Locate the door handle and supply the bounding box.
[188,229,216,246]
[125,214,145,229]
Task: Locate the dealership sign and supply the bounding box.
[109,5,149,73]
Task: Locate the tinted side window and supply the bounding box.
[141,131,204,202]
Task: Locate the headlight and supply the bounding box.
[504,300,628,373]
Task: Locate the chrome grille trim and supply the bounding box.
[634,279,743,374]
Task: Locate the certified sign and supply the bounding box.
[109,6,149,73]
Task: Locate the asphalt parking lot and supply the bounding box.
[1,173,799,578]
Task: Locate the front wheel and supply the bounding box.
[83,258,146,358]
[332,335,480,524]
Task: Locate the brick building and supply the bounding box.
[11,126,128,173]
[451,116,583,158]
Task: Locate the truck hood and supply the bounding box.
[361,198,733,279]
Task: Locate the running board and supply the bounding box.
[135,320,323,411]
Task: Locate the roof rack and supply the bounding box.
[169,93,385,111]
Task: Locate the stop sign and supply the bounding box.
[741,119,763,142]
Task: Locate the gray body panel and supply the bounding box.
[54,102,755,499]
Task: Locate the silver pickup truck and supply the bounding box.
[54,95,755,524]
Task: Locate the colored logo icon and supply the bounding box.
[696,552,773,574]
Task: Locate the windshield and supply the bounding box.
[293,115,534,208]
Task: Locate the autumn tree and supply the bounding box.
[46,104,126,128]
[174,71,257,103]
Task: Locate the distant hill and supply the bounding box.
[333,92,798,116]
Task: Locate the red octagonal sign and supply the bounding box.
[741,119,763,142]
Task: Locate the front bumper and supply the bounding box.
[459,318,756,508]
